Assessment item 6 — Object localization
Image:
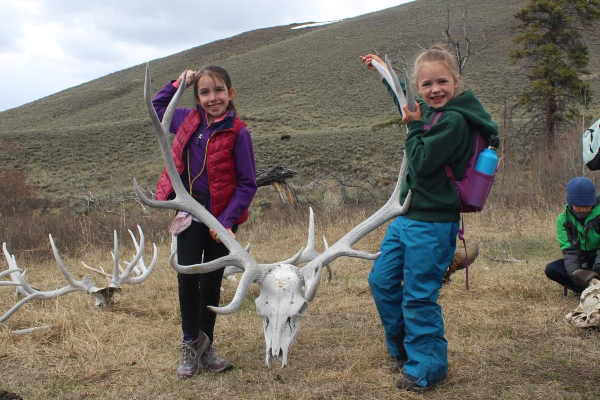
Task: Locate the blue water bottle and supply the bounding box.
[475,147,499,175]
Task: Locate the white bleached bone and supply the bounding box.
[372,56,416,116]
[1,226,158,323]
[1,239,101,323]
[82,226,158,298]
[135,64,411,368]
[565,280,600,328]
[11,325,50,335]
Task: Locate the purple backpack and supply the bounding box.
[424,112,498,213]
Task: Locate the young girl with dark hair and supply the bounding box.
[152,65,257,379]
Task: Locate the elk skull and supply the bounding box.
[254,264,309,367]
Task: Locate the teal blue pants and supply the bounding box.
[368,216,458,387]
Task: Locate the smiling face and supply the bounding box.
[197,74,235,124]
[415,61,460,109]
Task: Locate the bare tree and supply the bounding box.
[371,1,490,79]
[442,1,491,75]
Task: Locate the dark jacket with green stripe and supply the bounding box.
[383,80,498,222]
[557,200,600,278]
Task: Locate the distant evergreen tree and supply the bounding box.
[511,0,600,148]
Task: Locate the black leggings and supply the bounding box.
[544,258,588,294]
[176,221,237,342]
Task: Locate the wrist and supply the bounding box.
[407,120,423,132]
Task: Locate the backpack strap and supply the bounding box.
[423,111,443,130]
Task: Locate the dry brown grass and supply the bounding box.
[1,200,599,400]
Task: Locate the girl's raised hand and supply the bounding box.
[359,54,387,72]
[179,70,197,86]
[402,101,421,125]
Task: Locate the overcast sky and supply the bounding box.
[0,0,413,112]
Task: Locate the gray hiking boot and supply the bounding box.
[176,331,210,379]
[200,345,233,373]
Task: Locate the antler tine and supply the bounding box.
[0,269,22,287]
[81,262,111,278]
[264,207,317,267]
[403,68,416,112]
[300,153,411,300]
[296,207,319,264]
[208,269,263,314]
[118,226,158,285]
[2,244,29,297]
[323,236,332,282]
[384,55,408,113]
[372,57,413,118]
[1,243,23,287]
[127,227,146,274]
[2,243,36,295]
[110,230,121,287]
[48,235,99,295]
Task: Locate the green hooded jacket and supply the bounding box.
[384,80,498,222]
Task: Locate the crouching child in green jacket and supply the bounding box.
[545,177,600,293]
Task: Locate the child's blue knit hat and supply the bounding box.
[566,177,597,206]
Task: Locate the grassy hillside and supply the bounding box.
[0,0,599,201]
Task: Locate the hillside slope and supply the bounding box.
[0,0,598,200]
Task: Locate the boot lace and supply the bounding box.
[179,341,198,366]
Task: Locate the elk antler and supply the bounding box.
[371,56,416,116]
[1,239,102,323]
[81,226,158,304]
[136,64,411,315]
[301,156,410,301]
[136,64,412,367]
[1,226,158,323]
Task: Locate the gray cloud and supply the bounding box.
[0,0,407,111]
[36,0,318,48]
